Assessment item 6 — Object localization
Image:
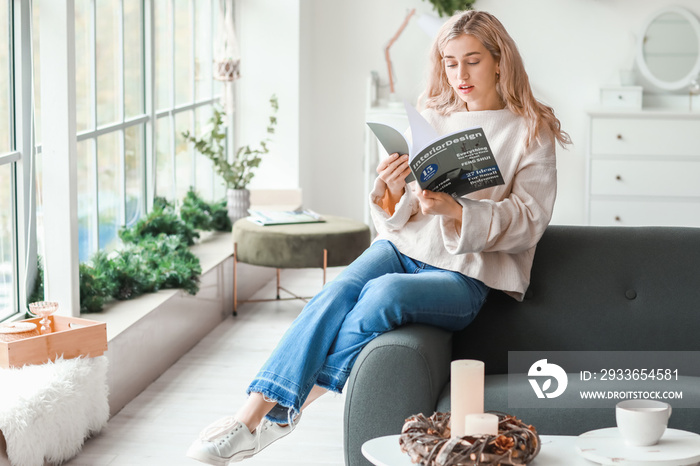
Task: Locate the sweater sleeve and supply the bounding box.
[369,176,420,232]
[440,135,557,255]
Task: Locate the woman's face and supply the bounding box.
[442,34,502,111]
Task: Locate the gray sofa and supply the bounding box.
[343,225,700,466]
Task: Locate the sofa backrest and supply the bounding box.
[453,225,700,375]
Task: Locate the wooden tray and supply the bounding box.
[0,315,107,368]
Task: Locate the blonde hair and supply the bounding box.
[421,10,571,148]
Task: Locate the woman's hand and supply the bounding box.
[417,189,463,230]
[376,153,412,215]
[377,153,411,196]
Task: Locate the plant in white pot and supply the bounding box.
[183,94,278,224]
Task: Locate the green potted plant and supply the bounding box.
[183,94,279,223]
[422,0,475,17]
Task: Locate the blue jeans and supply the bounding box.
[246,239,489,423]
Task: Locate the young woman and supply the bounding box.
[187,9,570,465]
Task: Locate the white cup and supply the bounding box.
[616,400,672,446]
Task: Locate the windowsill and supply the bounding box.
[83,230,234,341]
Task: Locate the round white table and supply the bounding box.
[361,432,700,466]
[361,434,591,466]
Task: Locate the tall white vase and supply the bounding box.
[227,188,250,225]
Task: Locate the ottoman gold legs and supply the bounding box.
[233,243,328,315]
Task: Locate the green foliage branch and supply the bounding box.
[78,199,203,312]
[28,256,44,306]
[422,0,475,17]
[30,190,230,314]
[180,187,232,232]
[182,94,279,190]
[120,198,199,246]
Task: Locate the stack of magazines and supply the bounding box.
[247,209,325,226]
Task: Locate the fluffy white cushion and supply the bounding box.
[0,356,109,466]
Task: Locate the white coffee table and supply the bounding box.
[361,434,593,466]
[362,432,700,466]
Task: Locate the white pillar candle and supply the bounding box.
[464,413,499,437]
[450,359,485,438]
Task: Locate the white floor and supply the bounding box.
[65,268,346,466]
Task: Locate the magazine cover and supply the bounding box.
[367,101,504,197]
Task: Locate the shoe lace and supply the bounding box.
[200,416,239,441]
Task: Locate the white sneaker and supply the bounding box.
[186,417,256,465]
[256,413,302,453]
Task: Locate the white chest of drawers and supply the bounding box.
[586,109,700,227]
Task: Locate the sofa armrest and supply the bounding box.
[343,324,452,466]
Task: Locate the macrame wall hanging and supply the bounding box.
[214,0,241,116]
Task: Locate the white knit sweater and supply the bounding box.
[369,108,557,301]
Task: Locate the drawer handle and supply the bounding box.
[615,175,622,181]
[616,134,623,140]
[615,216,621,222]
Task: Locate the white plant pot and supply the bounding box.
[227,188,250,225]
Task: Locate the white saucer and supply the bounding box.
[0,322,37,334]
[576,427,700,465]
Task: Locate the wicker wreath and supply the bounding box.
[399,411,541,466]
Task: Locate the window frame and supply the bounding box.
[153,0,223,203]
[74,0,224,259]
[2,0,40,322]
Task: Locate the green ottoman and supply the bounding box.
[233,215,371,313]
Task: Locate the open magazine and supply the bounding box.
[247,209,325,226]
[367,101,504,197]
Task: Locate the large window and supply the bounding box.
[0,160,15,321]
[2,0,229,319]
[73,0,147,259]
[1,2,16,321]
[154,0,225,204]
[69,0,224,261]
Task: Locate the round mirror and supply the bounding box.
[637,6,700,91]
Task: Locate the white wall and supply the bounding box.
[240,0,700,225]
[299,0,435,220]
[235,0,301,191]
